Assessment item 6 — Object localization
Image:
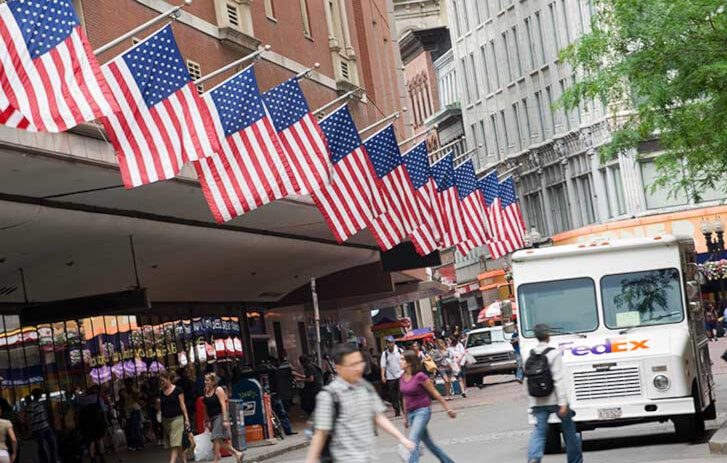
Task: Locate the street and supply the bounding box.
[265,342,727,463]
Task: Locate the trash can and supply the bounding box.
[229,399,246,450]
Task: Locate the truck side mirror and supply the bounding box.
[501,300,513,321]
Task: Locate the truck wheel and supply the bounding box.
[673,414,698,442]
[544,424,562,454]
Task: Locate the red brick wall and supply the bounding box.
[77,0,403,130]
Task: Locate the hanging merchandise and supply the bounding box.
[178,350,188,368]
[233,337,243,358]
[196,342,207,364]
[215,338,226,359]
[225,337,235,357]
[205,342,216,362]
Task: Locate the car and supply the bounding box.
[465,326,517,387]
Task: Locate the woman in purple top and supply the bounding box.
[399,350,457,463]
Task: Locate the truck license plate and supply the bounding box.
[598,407,622,420]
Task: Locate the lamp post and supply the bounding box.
[701,216,726,305]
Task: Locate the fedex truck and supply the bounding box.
[513,235,715,452]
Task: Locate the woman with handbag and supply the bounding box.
[399,350,456,463]
[157,371,191,463]
[430,339,453,400]
[203,373,244,463]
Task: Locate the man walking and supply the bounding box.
[525,324,582,463]
[306,343,414,463]
[511,325,524,383]
[380,336,403,416]
[27,388,58,463]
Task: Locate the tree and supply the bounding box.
[559,0,727,201]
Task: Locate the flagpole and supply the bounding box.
[93,0,193,55]
[295,63,321,80]
[358,109,405,136]
[397,125,437,148]
[194,45,271,87]
[312,89,360,116]
[428,136,465,158]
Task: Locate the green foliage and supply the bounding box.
[559,0,727,201]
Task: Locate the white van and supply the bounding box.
[465,326,517,386]
[513,235,715,451]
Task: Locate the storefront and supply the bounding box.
[0,312,245,430]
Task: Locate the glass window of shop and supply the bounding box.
[0,314,244,430]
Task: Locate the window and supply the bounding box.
[264,0,276,19]
[186,60,203,94]
[560,0,571,46]
[577,0,586,34]
[545,85,556,134]
[461,58,472,104]
[479,120,489,156]
[500,110,510,153]
[475,0,484,24]
[490,40,501,90]
[576,174,596,224]
[300,0,312,38]
[519,278,599,337]
[469,53,480,101]
[524,17,536,71]
[480,45,492,94]
[535,11,547,65]
[558,79,571,131]
[602,269,684,329]
[452,0,462,37]
[502,32,513,83]
[547,183,571,232]
[490,114,501,159]
[512,102,523,151]
[461,0,470,32]
[226,2,240,28]
[534,91,546,139]
[525,192,546,234]
[611,165,627,215]
[640,161,688,209]
[467,328,509,347]
[470,123,478,157]
[512,25,523,78]
[548,3,559,56]
[520,98,533,145]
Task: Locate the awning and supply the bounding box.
[397,328,434,342]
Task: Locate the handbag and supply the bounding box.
[423,357,437,373]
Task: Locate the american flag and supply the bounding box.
[499,176,526,249]
[430,152,469,248]
[262,78,330,195]
[454,159,491,256]
[311,105,385,242]
[363,125,423,250]
[101,25,220,188]
[402,142,440,256]
[480,171,510,259]
[0,0,116,132]
[193,65,297,223]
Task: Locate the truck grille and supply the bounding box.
[474,352,514,364]
[572,366,641,401]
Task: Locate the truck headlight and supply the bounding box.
[653,374,670,391]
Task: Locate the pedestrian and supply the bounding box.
[272,352,297,435]
[399,350,457,463]
[448,335,467,398]
[0,405,17,463]
[203,373,244,463]
[511,325,524,383]
[525,324,582,463]
[293,355,323,416]
[157,370,191,463]
[430,339,453,400]
[27,388,58,463]
[121,380,144,451]
[305,343,415,463]
[705,303,719,341]
[176,368,197,428]
[380,336,404,416]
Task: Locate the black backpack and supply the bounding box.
[524,347,555,397]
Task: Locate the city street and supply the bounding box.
[265,341,727,463]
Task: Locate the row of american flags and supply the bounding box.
[0,0,526,259]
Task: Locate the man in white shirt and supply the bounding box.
[379,336,403,416]
[526,324,582,463]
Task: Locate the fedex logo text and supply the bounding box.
[559,338,649,356]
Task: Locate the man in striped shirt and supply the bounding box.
[27,388,58,463]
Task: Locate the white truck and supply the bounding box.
[513,235,716,452]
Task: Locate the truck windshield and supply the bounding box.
[467,329,508,347]
[518,278,599,337]
[602,268,684,329]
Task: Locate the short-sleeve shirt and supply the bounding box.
[380,348,403,380]
[160,386,183,419]
[27,400,50,432]
[314,377,386,463]
[0,419,11,450]
[399,372,431,413]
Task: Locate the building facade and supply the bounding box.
[443,0,727,322]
